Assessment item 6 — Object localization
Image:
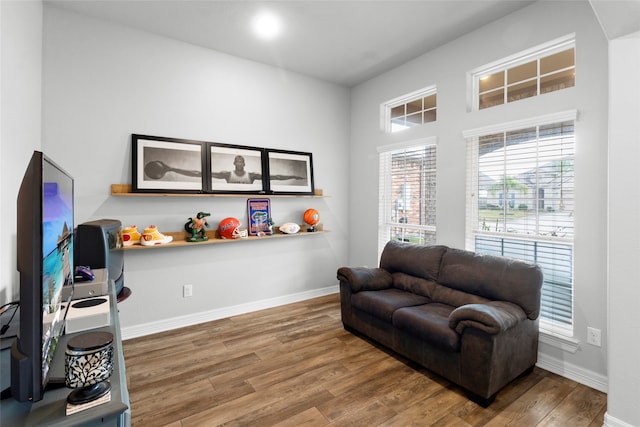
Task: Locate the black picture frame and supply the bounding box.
[208,143,267,194]
[265,149,315,195]
[132,134,207,193]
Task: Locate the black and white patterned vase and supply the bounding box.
[65,331,114,404]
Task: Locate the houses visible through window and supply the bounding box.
[464,111,576,336]
[378,139,437,257]
[471,35,575,110]
[383,86,437,133]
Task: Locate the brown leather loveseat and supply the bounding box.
[337,240,543,406]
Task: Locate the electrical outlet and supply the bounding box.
[183,284,193,298]
[587,327,601,347]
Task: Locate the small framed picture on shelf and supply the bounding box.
[209,143,266,194]
[247,198,272,236]
[265,149,314,195]
[132,134,206,193]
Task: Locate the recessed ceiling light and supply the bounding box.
[252,10,282,40]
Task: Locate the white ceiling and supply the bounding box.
[46,0,537,87]
[46,1,640,87]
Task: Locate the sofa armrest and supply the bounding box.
[449,301,526,335]
[337,267,392,292]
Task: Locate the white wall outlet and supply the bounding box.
[183,284,193,298]
[587,326,601,347]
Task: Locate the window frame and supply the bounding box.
[469,33,575,111]
[381,85,437,133]
[377,137,437,258]
[464,110,578,339]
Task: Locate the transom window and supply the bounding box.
[383,86,437,133]
[471,35,575,110]
[378,139,437,257]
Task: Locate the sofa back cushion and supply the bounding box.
[392,272,436,298]
[438,248,543,319]
[392,272,490,307]
[380,241,448,282]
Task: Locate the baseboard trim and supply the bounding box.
[536,352,608,393]
[121,285,339,340]
[603,412,635,427]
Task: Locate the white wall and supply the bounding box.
[0,1,43,303]
[8,3,640,424]
[606,31,640,427]
[349,1,609,389]
[40,5,350,337]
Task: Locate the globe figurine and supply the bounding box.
[303,208,320,232]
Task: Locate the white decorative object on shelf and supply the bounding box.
[279,223,300,234]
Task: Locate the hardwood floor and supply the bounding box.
[122,294,607,426]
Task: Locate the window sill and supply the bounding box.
[539,329,580,353]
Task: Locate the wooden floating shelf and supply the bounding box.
[111,184,326,198]
[121,227,326,250]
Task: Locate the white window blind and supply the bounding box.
[378,140,437,258]
[465,112,576,335]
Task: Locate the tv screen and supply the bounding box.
[11,151,74,402]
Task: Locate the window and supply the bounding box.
[471,35,575,110]
[382,86,437,133]
[378,139,437,257]
[464,111,576,336]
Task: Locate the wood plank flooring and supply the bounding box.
[122,294,607,426]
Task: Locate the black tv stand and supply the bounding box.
[0,282,130,426]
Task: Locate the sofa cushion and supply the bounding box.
[351,289,430,322]
[391,272,437,299]
[380,240,448,282]
[391,272,491,308]
[393,303,461,351]
[438,248,543,319]
[430,281,491,307]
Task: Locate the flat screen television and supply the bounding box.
[10,151,74,402]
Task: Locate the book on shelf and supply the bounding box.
[66,391,111,416]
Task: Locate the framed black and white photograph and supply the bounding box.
[132,134,206,193]
[209,143,266,193]
[266,149,314,195]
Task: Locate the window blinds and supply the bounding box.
[465,113,576,334]
[378,141,437,259]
